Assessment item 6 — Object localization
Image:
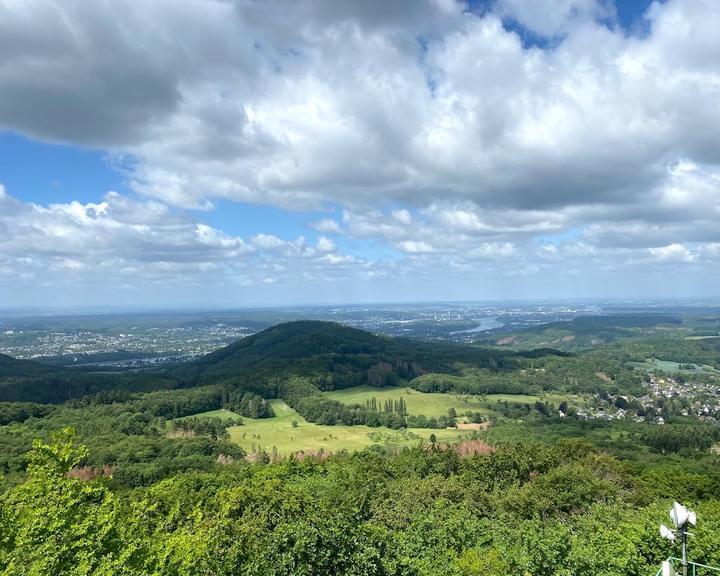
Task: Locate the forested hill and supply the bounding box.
[484,313,684,351]
[0,353,60,378]
[0,321,563,403]
[174,320,531,391]
[0,352,174,404]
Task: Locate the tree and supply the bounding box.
[0,428,121,575]
[429,433,437,444]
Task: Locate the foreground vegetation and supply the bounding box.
[2,316,720,574]
[3,428,720,576]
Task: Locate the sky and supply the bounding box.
[0,0,718,308]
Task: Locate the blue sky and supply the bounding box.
[0,132,128,205]
[0,0,718,307]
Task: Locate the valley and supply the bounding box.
[2,307,720,575]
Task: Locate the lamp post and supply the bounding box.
[660,501,697,576]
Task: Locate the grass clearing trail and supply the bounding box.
[628,358,720,375]
[225,400,469,456]
[180,389,582,457]
[177,409,242,420]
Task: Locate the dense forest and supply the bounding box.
[2,319,720,574]
[3,429,720,575]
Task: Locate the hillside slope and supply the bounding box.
[485,314,682,351]
[176,320,516,392]
[0,353,61,378]
[1,321,561,404]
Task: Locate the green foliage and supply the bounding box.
[2,319,720,574]
[3,430,720,575]
[0,429,122,575]
[641,423,720,453]
[227,390,274,418]
[0,401,55,425]
[171,416,241,440]
[176,320,520,395]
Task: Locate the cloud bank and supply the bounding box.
[0,0,718,304]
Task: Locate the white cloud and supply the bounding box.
[0,1,719,302]
[1,0,718,217]
[316,236,336,253]
[251,234,286,250]
[648,243,696,263]
[311,218,342,234]
[398,240,435,254]
[0,187,367,295]
[392,209,413,225]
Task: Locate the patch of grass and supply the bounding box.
[177,408,243,420]
[628,358,719,374]
[324,385,490,417]
[226,400,469,456]
[324,386,582,416]
[487,392,587,408]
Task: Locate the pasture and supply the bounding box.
[183,388,582,456]
[324,386,580,416]
[190,400,470,456]
[628,357,720,374]
[324,385,490,416]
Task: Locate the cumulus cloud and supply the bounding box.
[1,0,718,214]
[311,218,343,234]
[648,243,697,263]
[398,241,435,254]
[0,0,719,301]
[0,187,366,294]
[495,0,616,37]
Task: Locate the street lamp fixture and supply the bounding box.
[660,502,696,576]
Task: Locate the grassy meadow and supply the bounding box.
[323,385,490,416]
[178,387,585,456]
[324,385,582,415]
[628,357,720,374]
[223,400,469,455]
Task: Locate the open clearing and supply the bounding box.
[628,358,719,375]
[324,385,490,416]
[178,408,242,420]
[190,400,470,456]
[184,389,581,456]
[325,386,580,415]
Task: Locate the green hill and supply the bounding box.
[485,314,682,351]
[0,352,175,404]
[0,353,61,378]
[0,321,560,405]
[177,320,515,392]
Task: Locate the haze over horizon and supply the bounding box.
[1,0,719,307]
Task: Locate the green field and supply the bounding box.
[192,400,471,456]
[324,386,580,416]
[628,357,720,374]
[178,408,242,420]
[180,389,583,457]
[324,385,491,417]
